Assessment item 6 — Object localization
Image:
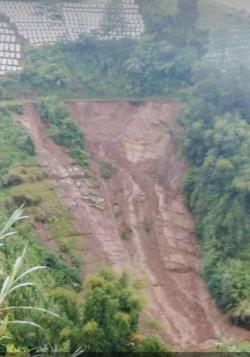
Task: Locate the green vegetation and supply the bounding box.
[136,0,250,330]
[0,107,170,352]
[0,207,58,351]
[100,161,118,180]
[0,38,135,100]
[181,68,250,327]
[81,268,171,353]
[82,269,142,352]
[0,210,171,353]
[0,105,82,269]
[126,0,207,97]
[145,319,163,332]
[0,107,83,351]
[101,0,127,37]
[1,0,250,350]
[5,102,24,115]
[0,0,208,101]
[36,98,90,166]
[211,339,250,352]
[136,0,250,331]
[112,205,122,218]
[121,225,133,240]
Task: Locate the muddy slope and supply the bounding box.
[18,102,250,350]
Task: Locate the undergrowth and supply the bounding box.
[0,107,84,349]
[36,97,90,167]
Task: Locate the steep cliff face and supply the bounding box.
[16,101,250,350]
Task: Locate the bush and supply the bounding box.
[6,102,23,115]
[70,149,90,167]
[48,120,84,149]
[100,161,117,179]
[18,134,35,155]
[1,175,22,188]
[37,98,69,126]
[133,336,172,352]
[121,225,132,240]
[37,99,89,167]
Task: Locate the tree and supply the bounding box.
[81,269,142,352]
[176,0,199,32]
[100,0,127,38]
[125,0,207,96]
[80,269,171,352]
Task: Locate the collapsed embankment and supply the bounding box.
[16,101,250,350]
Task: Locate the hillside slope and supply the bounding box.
[213,0,250,11]
[16,101,250,350]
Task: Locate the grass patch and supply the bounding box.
[145,319,163,332]
[0,109,83,287]
[3,163,82,265]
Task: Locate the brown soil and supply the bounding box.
[17,101,250,350]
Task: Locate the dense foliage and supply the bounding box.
[181,68,250,327]
[0,107,83,352]
[78,267,168,352]
[0,0,207,100]
[127,0,208,96]
[81,269,171,353]
[36,98,90,166]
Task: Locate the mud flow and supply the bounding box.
[17,102,250,350]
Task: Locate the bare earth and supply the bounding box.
[17,102,250,350]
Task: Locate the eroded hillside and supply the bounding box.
[16,101,250,350]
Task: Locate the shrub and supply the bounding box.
[100,161,117,179]
[133,336,172,352]
[70,149,90,167]
[1,175,22,188]
[37,98,69,126]
[18,134,35,155]
[121,225,132,240]
[6,102,23,115]
[37,99,89,168]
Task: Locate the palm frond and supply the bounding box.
[9,320,43,330]
[0,306,59,317]
[14,266,47,284]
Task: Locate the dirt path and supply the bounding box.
[17,102,250,350]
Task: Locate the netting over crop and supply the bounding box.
[204,25,250,70]
[0,0,144,74]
